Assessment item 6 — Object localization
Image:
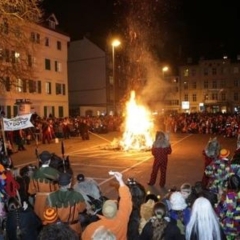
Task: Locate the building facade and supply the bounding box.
[68,37,110,117]
[178,57,240,113]
[0,14,70,118]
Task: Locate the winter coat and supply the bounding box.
[82,185,132,240]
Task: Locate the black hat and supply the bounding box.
[58,173,72,186]
[39,151,52,163]
[77,173,85,182]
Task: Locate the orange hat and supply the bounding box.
[0,164,6,180]
[219,149,230,159]
[43,207,58,225]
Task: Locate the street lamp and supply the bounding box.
[162,66,169,79]
[112,39,121,114]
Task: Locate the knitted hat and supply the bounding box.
[39,151,52,163]
[58,173,72,186]
[102,200,117,219]
[219,149,230,158]
[170,191,187,210]
[43,207,58,225]
[0,164,6,180]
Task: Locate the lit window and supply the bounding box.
[45,82,51,94]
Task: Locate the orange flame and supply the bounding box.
[119,91,154,151]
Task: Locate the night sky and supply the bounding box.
[42,0,240,63]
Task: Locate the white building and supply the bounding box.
[0,14,70,118]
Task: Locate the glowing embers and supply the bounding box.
[119,91,154,151]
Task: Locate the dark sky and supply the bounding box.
[42,0,240,61]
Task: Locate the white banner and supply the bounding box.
[2,114,33,131]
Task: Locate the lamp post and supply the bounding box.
[112,39,121,114]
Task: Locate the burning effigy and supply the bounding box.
[110,91,155,151]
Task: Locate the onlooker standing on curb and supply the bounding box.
[148,131,172,188]
[81,171,132,240]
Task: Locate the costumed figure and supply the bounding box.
[215,174,240,239]
[46,172,86,237]
[148,131,172,187]
[202,137,221,187]
[230,134,240,178]
[28,151,60,220]
[205,148,233,197]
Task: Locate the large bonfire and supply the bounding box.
[112,91,155,151]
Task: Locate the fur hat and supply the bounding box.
[39,151,52,163]
[102,200,117,219]
[219,148,230,159]
[170,191,187,210]
[43,207,58,225]
[58,173,72,186]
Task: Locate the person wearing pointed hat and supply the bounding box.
[28,150,60,221]
[205,148,232,196]
[46,172,86,237]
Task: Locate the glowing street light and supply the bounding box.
[162,66,169,78]
[112,39,121,114]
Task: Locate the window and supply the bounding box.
[212,68,217,75]
[184,94,188,101]
[203,68,208,76]
[234,79,240,87]
[204,80,208,89]
[30,32,40,43]
[192,94,197,102]
[5,77,10,92]
[29,80,36,93]
[37,81,41,93]
[56,83,61,94]
[1,19,9,34]
[192,82,197,89]
[58,106,64,118]
[45,82,51,94]
[45,59,51,70]
[57,41,62,50]
[55,61,62,72]
[22,79,27,93]
[234,92,238,101]
[221,92,226,101]
[212,80,217,89]
[16,79,23,92]
[28,55,33,67]
[62,84,66,95]
[191,69,196,76]
[233,67,239,74]
[220,79,226,88]
[184,69,189,77]
[212,93,218,100]
[45,37,49,47]
[5,49,10,62]
[205,94,209,100]
[183,81,188,90]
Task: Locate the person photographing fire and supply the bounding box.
[147,131,172,188]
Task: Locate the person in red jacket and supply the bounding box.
[148,131,172,188]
